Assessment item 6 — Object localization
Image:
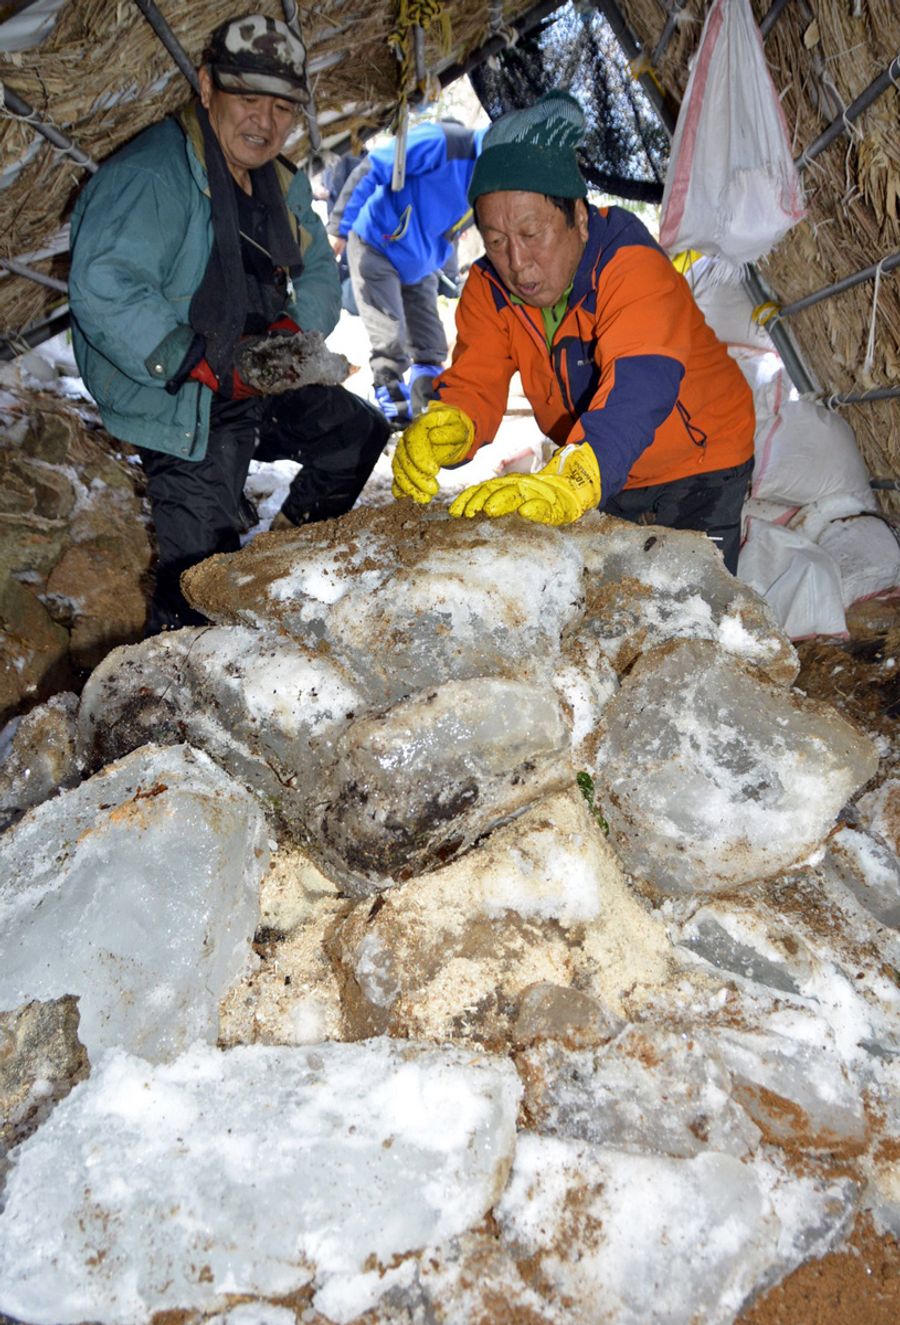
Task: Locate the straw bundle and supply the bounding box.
[0,0,519,338]
[617,0,900,510]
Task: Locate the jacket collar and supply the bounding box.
[175,101,297,202]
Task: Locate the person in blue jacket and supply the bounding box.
[327,119,485,426]
[68,13,388,633]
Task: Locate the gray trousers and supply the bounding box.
[347,230,447,383]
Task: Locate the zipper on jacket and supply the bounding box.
[676,400,708,458]
[385,204,413,243]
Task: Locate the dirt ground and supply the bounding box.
[736,1216,900,1325]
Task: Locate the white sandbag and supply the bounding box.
[685,257,772,352]
[742,496,798,527]
[818,516,900,608]
[788,494,877,543]
[752,399,877,509]
[737,352,786,412]
[738,518,847,640]
[659,0,805,265]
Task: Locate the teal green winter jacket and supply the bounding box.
[69,104,341,462]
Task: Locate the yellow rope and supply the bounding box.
[629,53,665,98]
[752,300,782,327]
[388,0,451,109]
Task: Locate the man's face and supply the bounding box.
[476,191,589,307]
[199,66,297,184]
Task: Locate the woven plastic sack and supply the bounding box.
[738,519,847,640]
[659,0,805,265]
[752,394,877,510]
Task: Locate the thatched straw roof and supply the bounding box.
[1,0,898,508]
[614,0,900,512]
[0,0,555,336]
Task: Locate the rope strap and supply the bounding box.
[752,300,782,327]
[388,0,451,104]
[0,80,96,171]
[629,53,665,97]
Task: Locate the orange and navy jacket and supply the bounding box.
[434,205,754,500]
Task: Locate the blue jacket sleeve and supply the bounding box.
[578,355,685,500]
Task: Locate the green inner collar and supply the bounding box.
[510,283,573,346]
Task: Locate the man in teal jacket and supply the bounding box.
[69,12,388,632]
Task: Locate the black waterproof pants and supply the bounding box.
[603,457,754,575]
[137,384,389,633]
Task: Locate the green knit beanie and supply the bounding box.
[468,90,587,206]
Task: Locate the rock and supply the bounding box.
[674,901,817,997]
[419,1229,565,1324]
[592,639,879,894]
[21,404,78,464]
[569,515,799,685]
[0,996,89,1196]
[828,823,900,929]
[44,537,149,667]
[512,982,624,1050]
[312,676,573,892]
[183,509,587,704]
[0,690,80,830]
[518,1025,762,1158]
[705,1026,869,1156]
[0,449,75,526]
[0,572,70,725]
[0,1040,520,1325]
[668,866,900,1064]
[856,776,900,858]
[0,399,150,723]
[77,625,613,896]
[861,1066,900,1237]
[329,789,672,1047]
[495,1135,857,1325]
[77,624,367,834]
[0,744,267,1064]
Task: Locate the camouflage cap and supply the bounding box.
[206,14,308,106]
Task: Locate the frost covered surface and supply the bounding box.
[186,514,586,703]
[0,1040,520,1325]
[594,639,878,892]
[495,1135,857,1325]
[313,676,573,891]
[0,744,266,1063]
[568,515,799,684]
[182,508,796,700]
[1,501,899,1324]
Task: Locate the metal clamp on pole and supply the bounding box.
[0,83,97,173]
[796,52,900,170]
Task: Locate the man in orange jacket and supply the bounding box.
[390,91,755,572]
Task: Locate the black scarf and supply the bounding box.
[189,105,304,379]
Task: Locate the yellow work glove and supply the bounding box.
[391,402,475,504]
[449,442,602,526]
